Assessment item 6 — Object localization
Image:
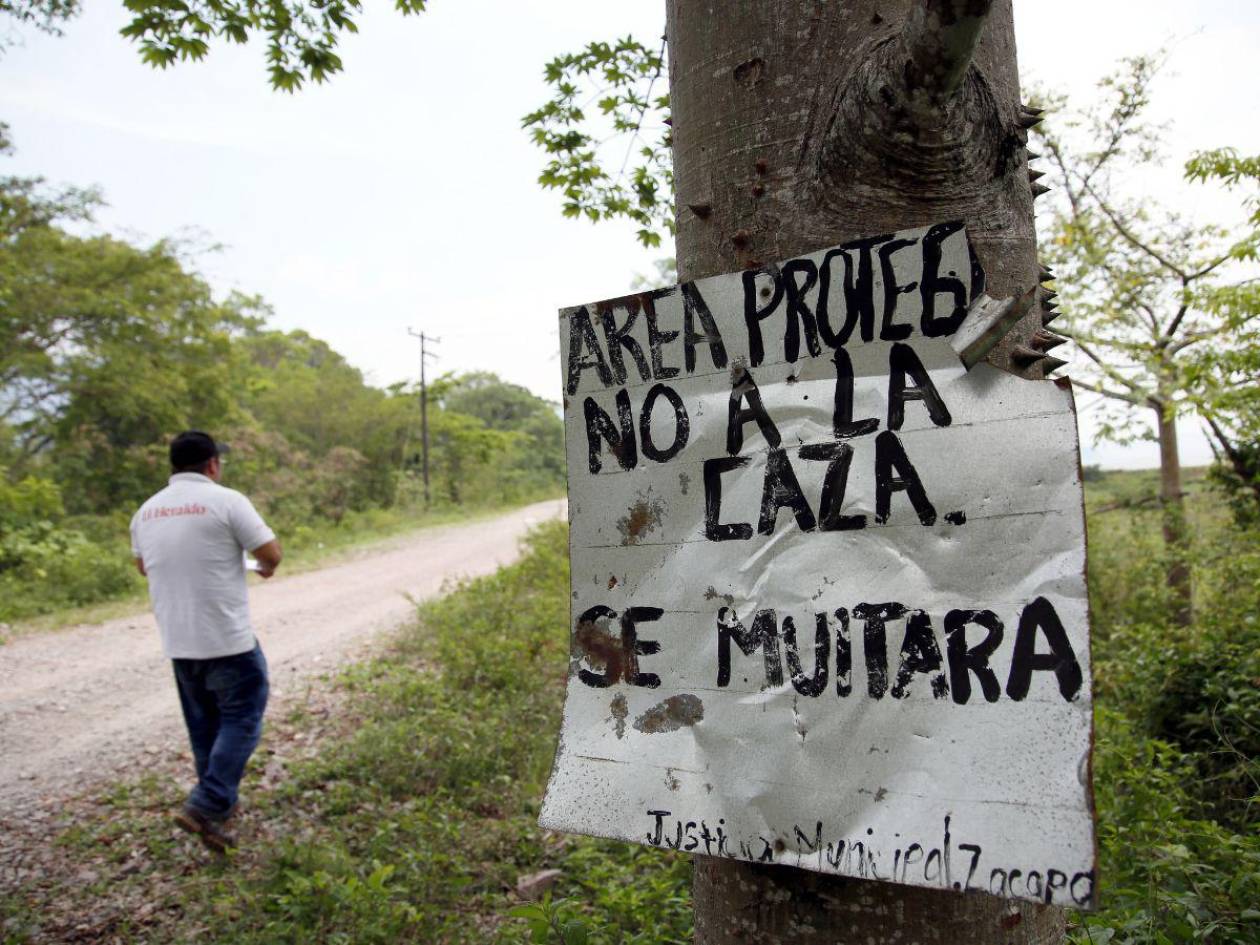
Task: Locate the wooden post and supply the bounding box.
[664,0,1066,940]
[408,328,439,508]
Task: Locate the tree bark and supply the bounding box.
[1156,401,1192,626]
[664,0,1065,940]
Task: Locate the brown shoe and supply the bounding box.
[173,806,236,854]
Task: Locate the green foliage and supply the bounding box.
[107,521,691,944]
[1033,55,1260,454]
[1076,709,1260,945]
[434,372,565,504]
[7,479,1256,944]
[0,472,139,620]
[1072,470,1260,944]
[522,37,673,248]
[0,134,565,623]
[0,0,79,40]
[114,0,427,91]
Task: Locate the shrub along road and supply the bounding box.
[0,499,565,815]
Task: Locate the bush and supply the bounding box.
[1072,709,1260,945]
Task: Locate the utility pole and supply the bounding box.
[406,328,439,508]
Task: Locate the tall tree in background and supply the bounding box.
[1,126,256,508]
[1032,56,1260,625]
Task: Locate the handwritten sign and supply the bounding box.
[541,223,1096,909]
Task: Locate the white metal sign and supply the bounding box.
[541,223,1096,909]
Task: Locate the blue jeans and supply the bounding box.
[172,642,269,820]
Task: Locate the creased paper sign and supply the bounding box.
[541,222,1096,910]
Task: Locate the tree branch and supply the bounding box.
[1162,298,1189,342]
[1079,177,1190,280]
[1204,412,1260,507]
[894,0,995,118]
[1071,378,1155,409]
[1167,327,1227,355]
[1064,333,1155,399]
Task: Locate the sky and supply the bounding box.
[2,0,1258,469]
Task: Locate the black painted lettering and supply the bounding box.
[646,809,671,846]
[799,442,867,531]
[682,283,729,373]
[1045,869,1067,904]
[945,609,1004,704]
[1070,870,1095,907]
[815,249,855,347]
[831,347,880,439]
[576,604,619,689]
[781,259,823,362]
[925,848,943,883]
[584,390,638,474]
[834,607,852,696]
[901,843,923,883]
[891,609,949,699]
[920,221,969,337]
[639,383,690,463]
[728,367,782,454]
[644,296,680,379]
[699,821,717,856]
[743,269,783,367]
[874,431,938,525]
[784,613,829,697]
[837,236,886,343]
[566,306,614,394]
[1006,596,1084,701]
[621,606,664,689]
[1025,871,1043,899]
[703,456,753,541]
[852,602,907,699]
[576,605,662,689]
[717,607,784,688]
[758,448,817,535]
[888,342,952,430]
[794,822,823,854]
[958,843,982,892]
[598,303,651,385]
[878,238,919,341]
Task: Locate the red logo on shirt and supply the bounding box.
[142,503,208,521]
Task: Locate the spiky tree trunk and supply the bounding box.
[664,0,1065,941]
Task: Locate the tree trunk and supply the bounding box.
[1156,401,1192,625]
[664,0,1065,940]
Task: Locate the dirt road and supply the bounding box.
[0,499,565,813]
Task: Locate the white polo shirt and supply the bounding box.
[130,473,276,660]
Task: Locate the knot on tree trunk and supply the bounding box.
[814,36,1020,227]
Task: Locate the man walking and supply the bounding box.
[130,431,282,853]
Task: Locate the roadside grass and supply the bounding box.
[1,519,690,944]
[5,469,1256,945]
[0,493,561,643]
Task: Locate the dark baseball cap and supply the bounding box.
[170,431,230,469]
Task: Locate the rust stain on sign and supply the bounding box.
[574,614,628,683]
[609,693,628,739]
[633,694,705,734]
[617,496,664,545]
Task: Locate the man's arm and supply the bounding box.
[134,557,147,577]
[250,539,283,579]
